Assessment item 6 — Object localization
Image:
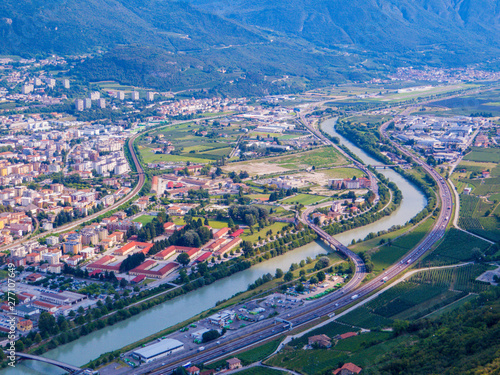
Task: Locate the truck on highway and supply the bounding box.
[382,276,388,282]
[198,347,205,352]
[351,294,359,300]
[406,259,412,264]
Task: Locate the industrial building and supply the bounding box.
[131,339,184,363]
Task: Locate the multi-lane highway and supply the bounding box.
[124,113,454,375]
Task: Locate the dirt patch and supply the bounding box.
[476,265,500,286]
[223,162,291,176]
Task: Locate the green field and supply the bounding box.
[280,194,330,206]
[463,147,500,163]
[269,147,346,169]
[207,339,281,368]
[457,193,500,242]
[132,215,154,225]
[230,367,285,375]
[423,228,492,266]
[321,167,366,179]
[266,333,410,375]
[240,222,289,243]
[338,264,491,328]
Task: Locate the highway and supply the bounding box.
[125,111,454,375]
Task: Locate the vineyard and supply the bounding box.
[338,264,492,329]
[424,228,492,266]
[459,194,479,217]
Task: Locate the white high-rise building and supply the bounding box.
[34,78,42,86]
[47,78,56,88]
[98,98,106,109]
[131,91,140,100]
[117,91,125,100]
[147,92,155,101]
[63,79,70,89]
[90,92,100,100]
[22,84,34,94]
[84,98,92,109]
[75,99,84,111]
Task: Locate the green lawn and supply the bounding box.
[280,194,330,206]
[133,215,155,225]
[321,168,366,179]
[241,222,289,243]
[463,147,500,163]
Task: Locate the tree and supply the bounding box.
[275,268,284,279]
[202,329,221,343]
[177,252,190,267]
[295,282,305,292]
[39,312,58,335]
[317,271,326,282]
[284,271,294,282]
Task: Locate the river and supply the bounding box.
[7,117,426,375]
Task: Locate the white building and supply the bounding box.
[131,91,140,100]
[75,99,84,111]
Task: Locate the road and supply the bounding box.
[123,113,454,375]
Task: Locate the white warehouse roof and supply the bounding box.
[132,339,184,361]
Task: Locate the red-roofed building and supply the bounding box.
[86,255,121,272]
[154,246,177,260]
[25,273,44,283]
[163,222,175,230]
[131,275,146,284]
[230,229,244,237]
[129,262,178,279]
[183,247,202,260]
[194,252,211,263]
[32,300,58,313]
[113,242,153,256]
[339,332,358,340]
[215,237,242,256]
[203,238,227,252]
[332,363,362,375]
[214,227,230,239]
[186,366,200,375]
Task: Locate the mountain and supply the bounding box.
[1,0,499,94]
[0,0,264,55]
[187,0,500,58]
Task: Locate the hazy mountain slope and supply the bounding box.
[188,0,500,54]
[0,0,264,55]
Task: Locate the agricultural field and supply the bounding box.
[266,332,410,375]
[463,147,500,163]
[423,229,492,266]
[457,194,500,242]
[280,194,330,206]
[338,264,491,329]
[320,167,366,180]
[138,120,242,166]
[423,89,500,116]
[223,147,348,176]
